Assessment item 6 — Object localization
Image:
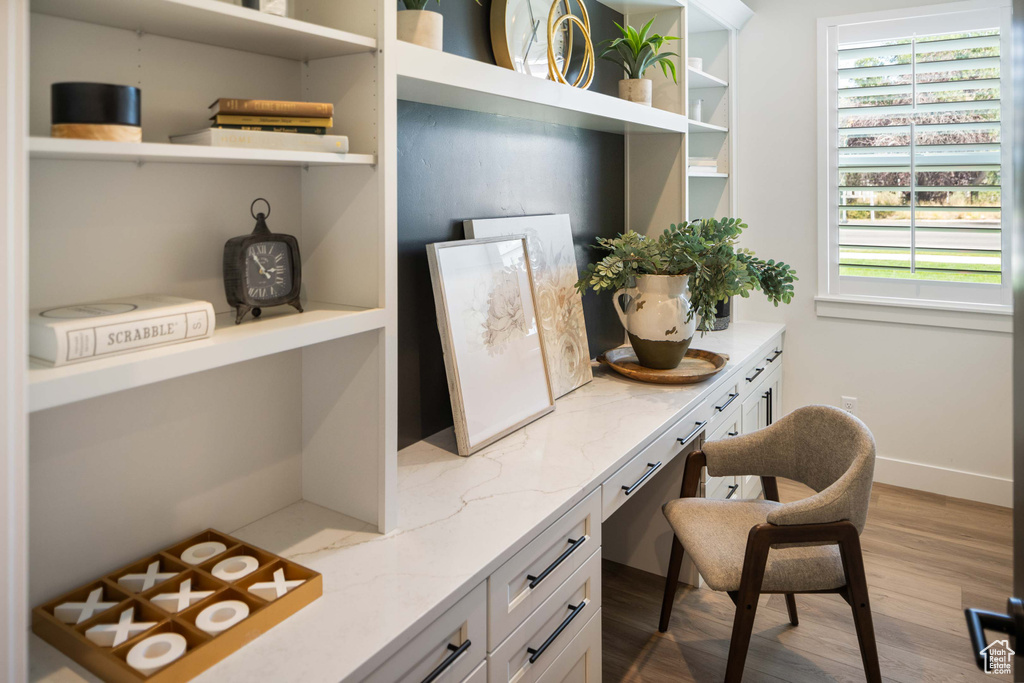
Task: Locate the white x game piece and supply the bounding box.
[54,587,118,624]
[118,561,177,593]
[247,568,303,601]
[150,578,214,613]
[85,607,157,647]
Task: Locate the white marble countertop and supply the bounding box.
[30,321,785,683]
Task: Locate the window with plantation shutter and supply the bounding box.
[818,2,1013,315]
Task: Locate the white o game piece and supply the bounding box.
[126,632,187,676]
[118,560,177,592]
[211,555,259,582]
[194,600,250,635]
[247,568,303,602]
[180,541,227,565]
[150,578,214,613]
[54,587,118,624]
[85,607,156,647]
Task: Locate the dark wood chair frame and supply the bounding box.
[658,450,882,682]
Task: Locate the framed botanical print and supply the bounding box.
[465,215,593,398]
[427,236,555,456]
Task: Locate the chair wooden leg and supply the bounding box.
[658,450,706,633]
[725,529,771,682]
[784,593,798,626]
[839,534,882,683]
[659,536,684,632]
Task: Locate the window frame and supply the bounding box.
[816,0,1014,328]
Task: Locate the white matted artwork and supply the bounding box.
[427,236,555,456]
[464,214,593,398]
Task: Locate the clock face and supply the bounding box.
[244,241,293,302]
[501,0,569,79]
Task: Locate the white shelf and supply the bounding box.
[688,119,728,133]
[688,170,729,178]
[31,0,376,61]
[29,137,376,167]
[597,0,684,13]
[396,42,689,135]
[687,67,728,89]
[29,303,386,412]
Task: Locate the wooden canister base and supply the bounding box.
[51,123,141,142]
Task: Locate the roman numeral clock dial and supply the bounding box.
[223,198,303,324]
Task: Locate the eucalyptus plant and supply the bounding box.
[401,0,480,9]
[598,18,679,83]
[575,218,798,332]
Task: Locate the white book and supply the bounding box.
[689,157,718,167]
[30,294,215,367]
[169,128,350,153]
[689,165,722,175]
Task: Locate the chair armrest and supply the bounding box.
[702,417,795,479]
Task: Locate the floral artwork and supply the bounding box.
[427,237,554,456]
[465,215,593,398]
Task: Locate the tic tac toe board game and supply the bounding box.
[32,529,322,682]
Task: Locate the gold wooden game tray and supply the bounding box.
[32,529,322,682]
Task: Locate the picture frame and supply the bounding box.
[464,215,593,398]
[427,236,555,456]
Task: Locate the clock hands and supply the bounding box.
[250,252,273,279]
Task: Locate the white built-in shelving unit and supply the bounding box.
[1,0,749,677]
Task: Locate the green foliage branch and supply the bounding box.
[597,18,679,83]
[575,218,798,333]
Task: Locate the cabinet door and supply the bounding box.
[740,391,761,435]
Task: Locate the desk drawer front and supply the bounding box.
[602,400,708,521]
[463,661,487,683]
[536,609,601,683]
[365,581,486,683]
[488,549,602,683]
[741,338,784,395]
[488,490,601,651]
[706,377,741,433]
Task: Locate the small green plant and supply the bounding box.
[597,18,679,83]
[575,218,798,332]
[401,0,480,9]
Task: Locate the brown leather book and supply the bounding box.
[208,98,334,118]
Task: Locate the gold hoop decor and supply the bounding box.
[546,0,595,89]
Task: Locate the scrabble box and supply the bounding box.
[32,529,322,682]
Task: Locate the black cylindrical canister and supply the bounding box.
[51,82,141,142]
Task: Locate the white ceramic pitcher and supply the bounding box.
[613,274,696,369]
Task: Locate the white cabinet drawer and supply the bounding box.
[740,337,783,395]
[463,661,487,683]
[365,581,486,683]
[488,549,602,683]
[488,490,601,651]
[705,376,741,433]
[536,609,601,683]
[601,399,708,521]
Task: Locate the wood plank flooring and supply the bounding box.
[602,479,1012,681]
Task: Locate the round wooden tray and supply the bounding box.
[598,346,729,384]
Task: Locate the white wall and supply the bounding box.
[733,0,1013,506]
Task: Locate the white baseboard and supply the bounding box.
[874,455,1012,508]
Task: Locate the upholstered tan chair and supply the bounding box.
[658,405,880,682]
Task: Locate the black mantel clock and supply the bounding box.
[223,198,303,324]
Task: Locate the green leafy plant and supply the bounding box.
[597,18,679,83]
[575,218,798,332]
[401,0,480,9]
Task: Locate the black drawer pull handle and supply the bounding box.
[678,420,708,445]
[715,392,739,412]
[745,367,764,383]
[727,431,738,437]
[725,484,739,499]
[527,602,587,664]
[527,536,587,589]
[766,349,783,363]
[622,461,662,495]
[421,640,471,683]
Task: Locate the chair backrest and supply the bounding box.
[704,405,876,531]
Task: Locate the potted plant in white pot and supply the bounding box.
[597,19,678,106]
[576,218,798,369]
[397,0,480,51]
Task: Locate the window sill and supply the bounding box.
[814,295,1012,333]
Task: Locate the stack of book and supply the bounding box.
[170,98,349,153]
[688,157,721,176]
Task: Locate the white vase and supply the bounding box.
[618,79,652,106]
[613,274,696,369]
[397,9,443,51]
